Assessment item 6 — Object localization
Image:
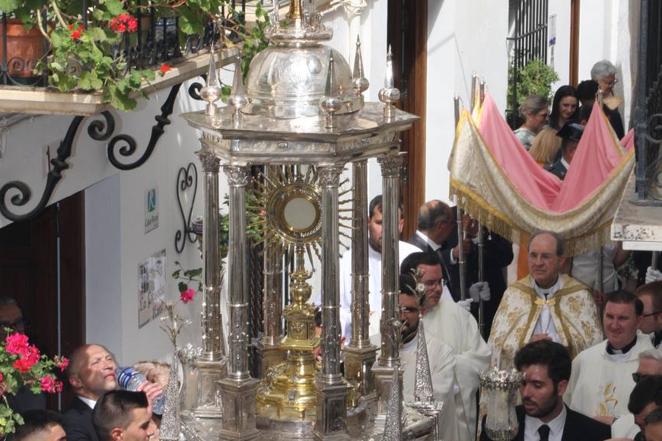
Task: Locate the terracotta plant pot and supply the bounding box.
[0,19,47,81]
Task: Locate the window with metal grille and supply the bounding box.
[506,0,549,128]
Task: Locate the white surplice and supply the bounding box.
[565,333,654,419]
[374,300,491,441]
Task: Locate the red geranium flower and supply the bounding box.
[159,63,171,74]
[110,13,139,34]
[180,288,195,304]
[5,333,29,356]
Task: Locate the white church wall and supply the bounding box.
[425,0,509,203]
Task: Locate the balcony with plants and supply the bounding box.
[0,0,270,114]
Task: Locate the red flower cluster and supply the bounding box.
[110,13,139,34]
[159,63,171,75]
[180,287,195,304]
[67,23,85,40]
[40,375,63,394]
[6,332,41,373]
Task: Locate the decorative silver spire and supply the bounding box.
[414,317,434,403]
[378,46,400,120]
[319,54,342,129]
[228,59,249,124]
[270,0,280,27]
[157,354,181,441]
[352,35,369,96]
[200,42,222,117]
[382,365,402,441]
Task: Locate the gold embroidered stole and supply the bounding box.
[511,275,587,357]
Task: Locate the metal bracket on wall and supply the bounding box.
[106,83,183,170]
[0,82,184,223]
[175,161,199,253]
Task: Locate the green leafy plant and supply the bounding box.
[508,58,559,107]
[0,332,67,435]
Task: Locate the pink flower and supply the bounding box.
[40,375,58,393]
[56,357,69,372]
[180,288,195,304]
[5,333,29,356]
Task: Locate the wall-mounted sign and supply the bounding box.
[137,249,166,328]
[145,187,159,233]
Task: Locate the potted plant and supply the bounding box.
[0,0,230,110]
[0,331,68,435]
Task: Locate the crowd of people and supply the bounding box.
[6,59,662,441]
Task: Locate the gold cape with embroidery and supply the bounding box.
[488,274,603,369]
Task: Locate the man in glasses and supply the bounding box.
[636,281,662,347]
[392,272,489,441]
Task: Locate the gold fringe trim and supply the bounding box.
[450,181,615,257]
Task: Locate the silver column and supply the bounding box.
[315,164,349,440]
[194,148,226,418]
[218,164,259,440]
[377,153,403,368]
[257,166,285,377]
[343,160,377,411]
[372,152,403,413]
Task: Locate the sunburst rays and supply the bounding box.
[247,165,353,271]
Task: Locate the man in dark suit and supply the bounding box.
[408,200,456,288]
[437,209,513,335]
[481,340,611,441]
[546,122,584,181]
[62,344,162,441]
[62,344,120,441]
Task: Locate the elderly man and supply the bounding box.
[480,340,611,441]
[389,273,490,441]
[62,344,161,441]
[336,195,420,339]
[636,281,662,347]
[92,391,156,441]
[488,231,602,370]
[565,291,654,423]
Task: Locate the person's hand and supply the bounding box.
[452,237,473,260]
[646,266,662,284]
[469,282,491,302]
[138,381,163,406]
[593,415,615,425]
[530,333,551,343]
[457,299,473,312]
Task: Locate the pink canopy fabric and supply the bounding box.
[476,95,632,213]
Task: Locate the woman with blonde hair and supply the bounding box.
[529,127,562,167]
[514,95,549,150]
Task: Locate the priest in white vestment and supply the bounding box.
[332,195,421,339]
[372,273,491,441]
[565,291,654,423]
[488,231,603,369]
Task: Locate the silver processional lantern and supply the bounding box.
[181,0,427,438]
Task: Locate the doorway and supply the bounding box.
[0,191,85,409]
